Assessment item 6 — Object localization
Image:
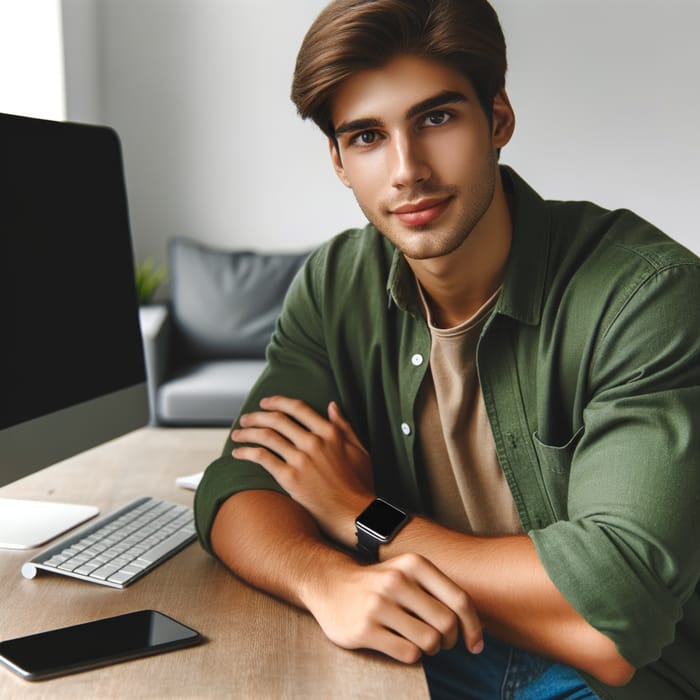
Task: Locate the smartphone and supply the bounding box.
[0,610,202,681]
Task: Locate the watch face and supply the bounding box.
[357,499,407,540]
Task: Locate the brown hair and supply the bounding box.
[291,0,507,138]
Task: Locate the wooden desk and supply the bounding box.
[0,428,429,699]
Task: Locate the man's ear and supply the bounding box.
[491,88,515,150]
[328,137,352,188]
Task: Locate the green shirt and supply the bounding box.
[195,167,700,699]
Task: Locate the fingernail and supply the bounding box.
[470,639,484,654]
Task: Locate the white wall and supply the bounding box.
[56,1,700,267]
[0,0,65,120]
[61,0,99,124]
[494,0,699,255]
[63,0,354,268]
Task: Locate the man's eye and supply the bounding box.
[350,131,378,146]
[422,111,452,127]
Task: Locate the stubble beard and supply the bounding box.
[360,157,498,262]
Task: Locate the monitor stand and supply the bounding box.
[0,498,99,550]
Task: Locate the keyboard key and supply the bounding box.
[107,571,134,585]
[92,563,122,580]
[137,528,196,565]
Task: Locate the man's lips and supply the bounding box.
[391,197,452,226]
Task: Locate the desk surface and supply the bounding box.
[0,428,429,699]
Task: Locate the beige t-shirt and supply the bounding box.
[416,285,522,536]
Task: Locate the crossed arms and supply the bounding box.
[210,395,634,686]
[204,229,700,691]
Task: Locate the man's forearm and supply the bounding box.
[210,489,485,663]
[210,489,345,608]
[383,517,634,686]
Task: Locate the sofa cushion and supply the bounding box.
[157,359,267,426]
[169,238,308,361]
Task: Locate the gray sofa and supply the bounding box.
[140,238,309,426]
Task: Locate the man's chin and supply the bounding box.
[394,230,469,262]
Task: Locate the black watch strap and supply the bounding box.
[356,528,381,564]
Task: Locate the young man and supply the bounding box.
[194,1,700,698]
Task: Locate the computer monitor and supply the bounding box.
[0,113,149,549]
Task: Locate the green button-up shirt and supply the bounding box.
[195,167,700,699]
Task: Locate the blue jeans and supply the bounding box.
[423,634,600,700]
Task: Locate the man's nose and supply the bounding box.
[389,133,431,189]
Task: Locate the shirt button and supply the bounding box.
[411,353,424,366]
[400,422,412,436]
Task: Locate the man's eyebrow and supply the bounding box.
[405,90,469,119]
[334,117,383,139]
[333,90,469,138]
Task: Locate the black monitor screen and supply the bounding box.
[0,113,146,433]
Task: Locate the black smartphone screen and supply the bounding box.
[0,610,202,681]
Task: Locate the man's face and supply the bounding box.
[329,54,514,262]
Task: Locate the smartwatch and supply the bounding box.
[355,498,410,563]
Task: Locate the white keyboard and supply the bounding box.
[21,497,196,588]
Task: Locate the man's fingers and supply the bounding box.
[237,398,340,451]
[237,409,310,445]
[232,426,295,463]
[452,590,484,654]
[373,590,455,655]
[360,625,424,665]
[232,444,288,480]
[259,395,330,434]
[391,553,484,655]
[236,398,370,464]
[369,563,459,650]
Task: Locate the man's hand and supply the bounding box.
[231,395,374,546]
[213,490,484,665]
[302,550,484,663]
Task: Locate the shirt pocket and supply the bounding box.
[532,427,584,521]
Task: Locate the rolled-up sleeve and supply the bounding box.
[530,262,700,667]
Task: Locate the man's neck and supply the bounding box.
[407,175,513,329]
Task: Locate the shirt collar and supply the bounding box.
[386,251,422,316]
[496,166,550,326]
[386,165,550,326]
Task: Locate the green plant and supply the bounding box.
[135,258,167,304]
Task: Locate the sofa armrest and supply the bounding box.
[139,304,172,425]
